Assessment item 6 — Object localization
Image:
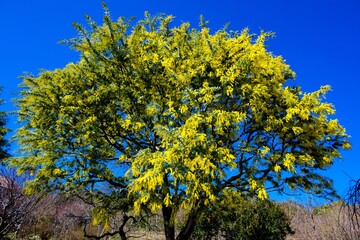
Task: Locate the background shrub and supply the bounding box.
[191,196,294,240]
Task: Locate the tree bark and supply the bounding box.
[177,199,205,240]
[119,214,129,240]
[119,230,127,240]
[162,205,175,240]
[176,213,197,240]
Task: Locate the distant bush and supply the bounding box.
[282,199,360,240]
[191,195,294,240]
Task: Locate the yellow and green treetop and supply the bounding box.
[10,9,350,240]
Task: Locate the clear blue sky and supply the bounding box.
[0,0,359,199]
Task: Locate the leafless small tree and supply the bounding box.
[343,179,360,239]
[0,167,38,238]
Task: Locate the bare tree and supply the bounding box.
[19,194,92,239]
[343,179,360,239]
[0,168,38,238]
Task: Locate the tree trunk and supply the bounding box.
[162,205,175,240]
[119,218,127,240]
[119,230,127,240]
[176,214,196,240]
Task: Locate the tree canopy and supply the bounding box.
[9,9,350,240]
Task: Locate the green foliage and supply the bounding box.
[313,202,337,215]
[0,89,9,161]
[9,7,350,239]
[191,194,294,240]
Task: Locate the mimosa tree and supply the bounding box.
[10,8,350,240]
